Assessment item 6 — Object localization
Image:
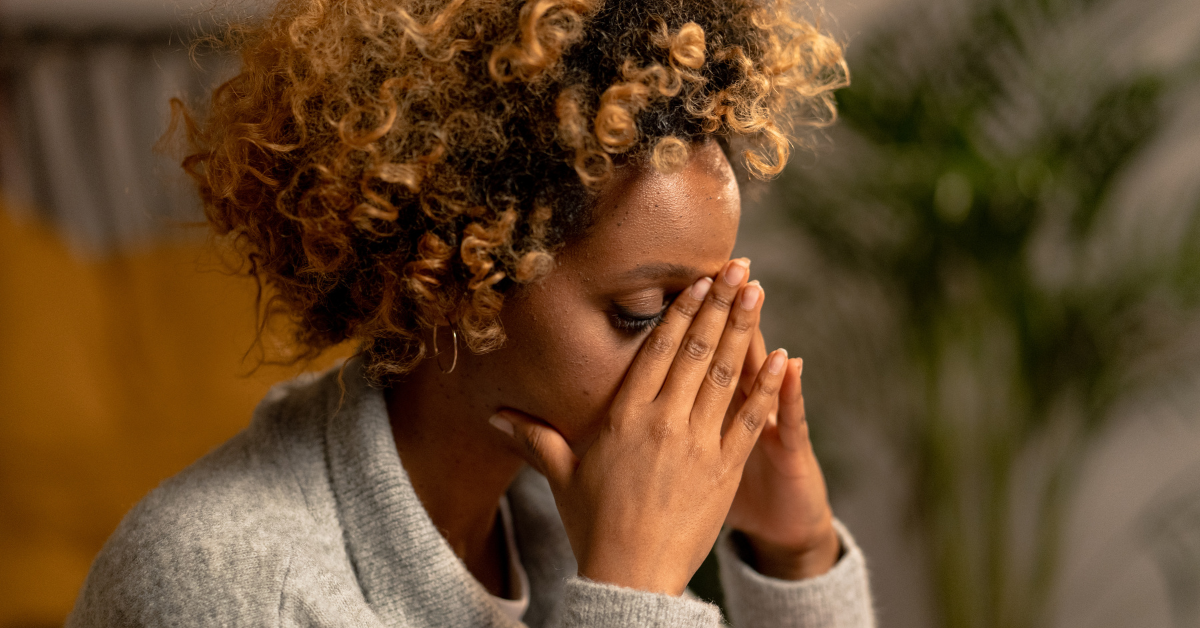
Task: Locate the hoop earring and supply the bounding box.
[432,325,458,374]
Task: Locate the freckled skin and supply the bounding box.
[387,141,740,595]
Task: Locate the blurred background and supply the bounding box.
[1,0,1198,626]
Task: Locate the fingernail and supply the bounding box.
[796,357,803,377]
[488,414,514,437]
[690,276,713,300]
[768,349,788,374]
[740,282,761,310]
[723,260,748,286]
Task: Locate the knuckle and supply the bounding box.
[708,360,736,388]
[713,464,732,486]
[644,331,674,358]
[674,297,701,318]
[608,409,634,433]
[730,312,756,333]
[681,335,712,361]
[707,290,735,312]
[520,429,544,462]
[649,419,678,444]
[738,408,764,435]
[757,379,780,398]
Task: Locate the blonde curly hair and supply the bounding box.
[174,0,848,382]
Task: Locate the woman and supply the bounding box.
[69,0,873,625]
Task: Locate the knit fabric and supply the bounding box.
[68,359,875,627]
[716,521,874,628]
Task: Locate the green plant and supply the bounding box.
[774,0,1200,625]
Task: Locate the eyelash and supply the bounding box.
[611,309,667,334]
[611,293,677,334]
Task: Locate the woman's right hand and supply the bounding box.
[489,258,788,595]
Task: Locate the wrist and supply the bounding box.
[578,559,690,597]
[732,524,841,581]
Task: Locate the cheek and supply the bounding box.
[503,291,641,447]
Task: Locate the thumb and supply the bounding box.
[489,409,577,487]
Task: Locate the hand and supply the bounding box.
[724,329,841,580]
[490,259,788,595]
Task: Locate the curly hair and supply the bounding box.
[174,0,847,382]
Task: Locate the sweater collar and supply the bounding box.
[323,358,574,627]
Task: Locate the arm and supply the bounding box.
[492,259,778,627]
[492,261,873,628]
[720,333,875,627]
[717,520,875,628]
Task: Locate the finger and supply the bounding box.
[722,348,788,460]
[722,325,766,436]
[489,409,578,488]
[691,281,763,433]
[659,259,750,403]
[738,326,768,401]
[616,275,713,404]
[777,358,810,452]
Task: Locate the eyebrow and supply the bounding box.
[621,262,706,282]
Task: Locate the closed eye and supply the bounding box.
[610,292,678,335]
[611,308,666,334]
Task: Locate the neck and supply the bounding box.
[386,360,526,597]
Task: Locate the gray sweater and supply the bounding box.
[68,360,875,627]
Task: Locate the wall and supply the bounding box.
[0,205,347,626]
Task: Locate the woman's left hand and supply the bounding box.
[723,329,842,580]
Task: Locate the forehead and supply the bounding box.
[565,143,741,279]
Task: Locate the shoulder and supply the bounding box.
[68,365,356,627]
